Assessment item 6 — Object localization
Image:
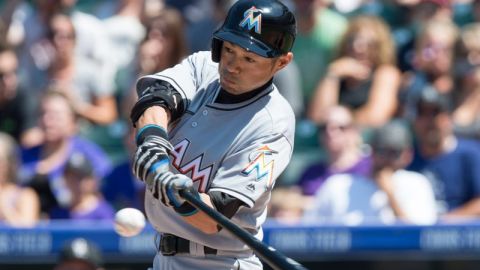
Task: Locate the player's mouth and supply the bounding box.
[221,75,236,87]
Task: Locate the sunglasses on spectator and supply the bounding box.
[416,106,447,117]
[48,31,75,41]
[0,69,16,80]
[373,147,403,159]
[318,123,352,132]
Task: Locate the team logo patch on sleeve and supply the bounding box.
[241,146,277,186]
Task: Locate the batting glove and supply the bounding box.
[150,172,198,216]
[132,125,173,185]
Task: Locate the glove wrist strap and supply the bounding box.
[174,202,198,216]
[173,190,200,216]
[136,124,168,145]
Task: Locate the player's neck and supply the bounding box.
[216,79,273,104]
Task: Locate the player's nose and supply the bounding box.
[224,57,241,74]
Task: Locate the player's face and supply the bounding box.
[218,41,292,94]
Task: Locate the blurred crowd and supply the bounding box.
[0,0,480,228]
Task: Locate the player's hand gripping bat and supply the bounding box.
[179,189,309,270]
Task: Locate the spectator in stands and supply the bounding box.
[308,15,401,129]
[50,153,114,220]
[399,19,458,120]
[183,0,231,53]
[0,1,20,46]
[286,0,348,175]
[164,0,222,53]
[20,11,117,146]
[42,13,117,126]
[25,13,120,158]
[451,23,480,140]
[292,0,348,110]
[0,44,39,147]
[8,0,111,86]
[143,7,188,73]
[103,0,146,87]
[414,0,452,23]
[297,105,372,196]
[88,0,147,163]
[55,238,104,270]
[20,90,112,216]
[303,120,437,225]
[268,186,308,224]
[0,132,40,227]
[408,86,480,219]
[472,0,480,23]
[119,7,189,117]
[380,0,453,72]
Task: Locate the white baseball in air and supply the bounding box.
[114,208,146,237]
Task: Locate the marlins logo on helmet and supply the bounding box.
[239,6,262,34]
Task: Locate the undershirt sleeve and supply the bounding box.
[208,190,246,219]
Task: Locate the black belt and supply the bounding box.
[159,233,217,256]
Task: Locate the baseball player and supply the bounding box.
[130,0,296,269]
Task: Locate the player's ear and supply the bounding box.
[274,52,293,72]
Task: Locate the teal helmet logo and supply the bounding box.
[239,6,262,34]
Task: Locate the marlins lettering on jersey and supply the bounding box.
[170,139,213,193]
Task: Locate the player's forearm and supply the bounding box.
[136,106,171,129]
[183,193,220,234]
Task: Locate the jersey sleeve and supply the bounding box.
[208,133,293,208]
[135,51,218,106]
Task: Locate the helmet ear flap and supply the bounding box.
[211,38,223,63]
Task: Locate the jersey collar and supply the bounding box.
[208,79,274,110]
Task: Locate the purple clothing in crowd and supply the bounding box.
[298,154,372,196]
[49,199,115,220]
[19,136,113,202]
[20,136,112,180]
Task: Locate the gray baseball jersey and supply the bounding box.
[141,51,295,252]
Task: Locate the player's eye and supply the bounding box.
[245,57,255,63]
[224,46,233,53]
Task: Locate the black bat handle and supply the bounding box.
[179,189,308,270]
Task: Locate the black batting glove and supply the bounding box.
[132,125,173,185]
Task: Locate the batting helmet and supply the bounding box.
[211,0,296,62]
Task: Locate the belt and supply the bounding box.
[159,233,217,256]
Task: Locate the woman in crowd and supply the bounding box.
[399,19,458,120]
[308,15,401,129]
[0,132,40,226]
[297,105,372,197]
[20,90,112,215]
[451,22,480,140]
[50,153,115,220]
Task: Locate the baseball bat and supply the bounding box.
[179,189,308,270]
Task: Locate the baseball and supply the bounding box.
[114,208,146,237]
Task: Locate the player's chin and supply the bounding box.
[220,78,237,92]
